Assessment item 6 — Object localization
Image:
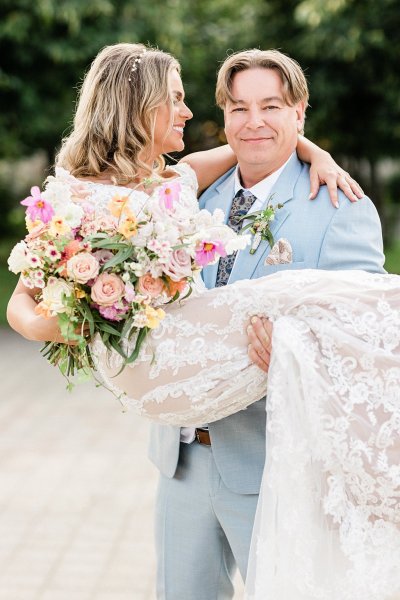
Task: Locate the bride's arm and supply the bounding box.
[181,138,363,205]
[296,135,363,205]
[7,279,73,343]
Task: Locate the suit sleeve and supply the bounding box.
[317,195,386,273]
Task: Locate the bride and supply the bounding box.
[7,44,399,599]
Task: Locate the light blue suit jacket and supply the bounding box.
[148,153,385,494]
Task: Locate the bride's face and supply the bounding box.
[152,69,193,157]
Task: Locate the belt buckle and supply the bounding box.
[195,428,210,446]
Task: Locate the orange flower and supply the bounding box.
[166,277,187,297]
[58,240,82,277]
[108,194,130,218]
[64,240,81,260]
[118,211,138,238]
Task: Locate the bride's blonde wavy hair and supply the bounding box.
[56,43,180,184]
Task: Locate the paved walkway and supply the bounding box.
[0,328,244,600]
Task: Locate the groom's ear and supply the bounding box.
[295,101,306,134]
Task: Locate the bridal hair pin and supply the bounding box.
[128,47,147,82]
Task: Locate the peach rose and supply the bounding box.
[163,249,192,282]
[137,273,165,298]
[67,252,100,284]
[91,272,125,306]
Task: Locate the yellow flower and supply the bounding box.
[49,215,71,236]
[26,216,42,232]
[118,210,138,238]
[74,287,86,299]
[108,194,130,218]
[145,306,165,329]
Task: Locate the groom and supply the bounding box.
[149,49,385,598]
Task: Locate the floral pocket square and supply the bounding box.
[265,238,293,265]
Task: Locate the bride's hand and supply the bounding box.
[247,316,273,373]
[309,151,364,208]
[30,313,89,345]
[7,279,89,345]
[297,135,364,208]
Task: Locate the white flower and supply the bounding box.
[41,277,74,314]
[128,261,147,277]
[27,252,44,268]
[132,221,154,248]
[7,241,30,273]
[42,180,72,210]
[153,221,181,246]
[57,202,84,228]
[194,208,225,228]
[225,234,250,254]
[147,238,172,260]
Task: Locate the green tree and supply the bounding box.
[0,0,265,162]
[252,0,400,218]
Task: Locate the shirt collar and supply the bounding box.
[234,152,294,201]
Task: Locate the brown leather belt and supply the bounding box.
[195,428,211,446]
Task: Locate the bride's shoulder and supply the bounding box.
[169,162,199,192]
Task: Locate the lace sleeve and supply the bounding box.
[91,278,268,426]
[91,269,399,425]
[171,162,199,193]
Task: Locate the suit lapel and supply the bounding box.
[229,154,303,283]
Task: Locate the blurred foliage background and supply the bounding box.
[1,0,399,323]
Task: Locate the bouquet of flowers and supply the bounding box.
[8,168,248,382]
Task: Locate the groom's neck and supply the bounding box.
[238,155,290,189]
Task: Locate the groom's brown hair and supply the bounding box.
[216,49,309,110]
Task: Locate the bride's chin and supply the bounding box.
[167,142,185,154]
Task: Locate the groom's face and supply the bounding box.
[224,68,305,174]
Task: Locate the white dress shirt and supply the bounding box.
[180,154,293,444]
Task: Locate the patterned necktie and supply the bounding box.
[215,189,257,287]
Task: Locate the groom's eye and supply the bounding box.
[231,107,246,112]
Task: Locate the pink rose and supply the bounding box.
[91,273,125,306]
[67,252,100,283]
[93,249,114,267]
[163,249,193,282]
[137,273,165,298]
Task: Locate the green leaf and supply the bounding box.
[96,322,122,336]
[102,245,134,269]
[125,327,149,364]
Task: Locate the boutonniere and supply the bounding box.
[239,196,283,254]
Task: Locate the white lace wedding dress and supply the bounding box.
[89,164,400,600]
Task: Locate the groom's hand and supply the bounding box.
[247,317,273,373]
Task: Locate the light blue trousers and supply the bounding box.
[155,442,259,599]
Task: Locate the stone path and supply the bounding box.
[0,328,244,600]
